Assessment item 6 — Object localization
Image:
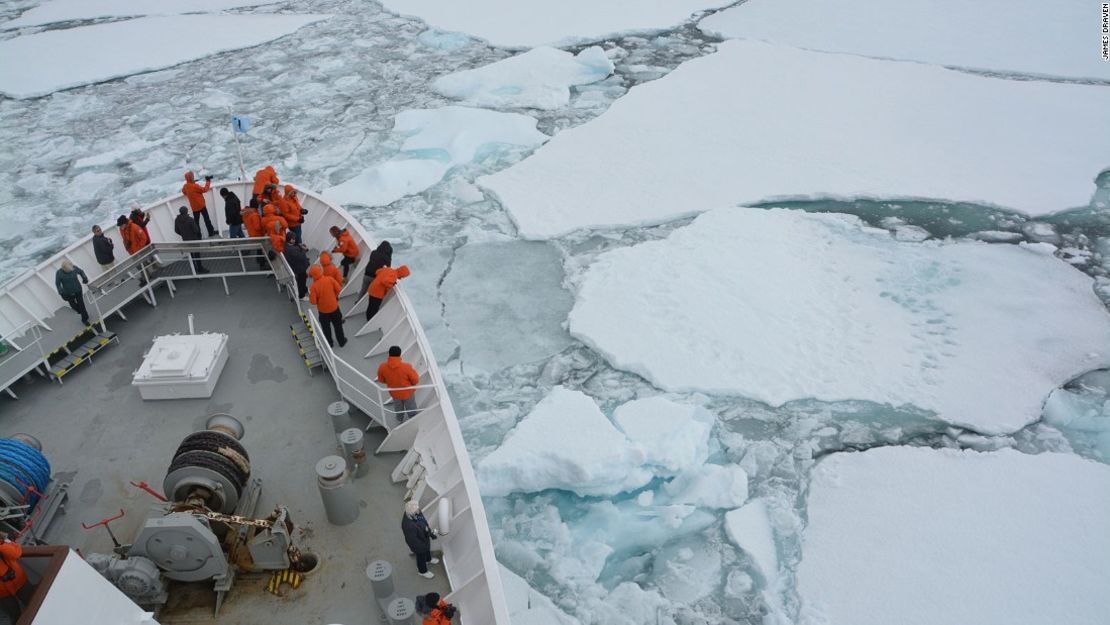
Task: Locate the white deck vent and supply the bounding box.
[132,333,229,400]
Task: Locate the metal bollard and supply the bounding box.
[316,455,359,526]
[367,560,394,600]
[340,428,369,479]
[328,401,351,432]
[387,597,415,625]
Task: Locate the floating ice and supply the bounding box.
[574,499,715,555]
[0,14,329,99]
[500,565,582,625]
[3,0,280,28]
[480,40,1110,237]
[378,0,733,48]
[724,499,778,585]
[612,397,713,476]
[799,447,1110,625]
[476,387,650,497]
[1043,380,1110,461]
[568,207,1110,434]
[73,139,158,169]
[433,47,614,110]
[650,536,721,603]
[324,106,546,207]
[417,29,472,51]
[698,0,1108,81]
[660,463,748,509]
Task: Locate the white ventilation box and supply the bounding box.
[132,333,229,400]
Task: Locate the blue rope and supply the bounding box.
[0,439,51,508]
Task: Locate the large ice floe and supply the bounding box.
[378,0,732,48]
[799,447,1110,625]
[698,0,1109,82]
[0,13,329,99]
[2,0,279,28]
[432,46,614,110]
[568,207,1110,435]
[480,40,1110,237]
[324,106,547,207]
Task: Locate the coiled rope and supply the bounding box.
[0,439,51,508]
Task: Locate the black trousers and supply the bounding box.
[63,293,89,324]
[365,296,383,321]
[193,208,217,236]
[415,550,432,574]
[340,255,355,279]
[188,252,206,273]
[318,310,346,347]
[294,272,308,299]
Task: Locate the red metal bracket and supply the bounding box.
[81,509,125,530]
[129,481,168,502]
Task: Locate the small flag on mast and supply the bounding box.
[231,116,251,133]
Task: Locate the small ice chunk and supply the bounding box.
[612,397,713,476]
[500,565,581,625]
[969,230,1023,243]
[0,14,330,99]
[476,387,650,497]
[433,46,614,110]
[417,29,472,50]
[1021,221,1060,244]
[724,499,778,585]
[74,139,158,169]
[798,447,1110,625]
[323,160,449,207]
[661,464,748,509]
[651,535,722,603]
[893,225,929,242]
[573,499,715,554]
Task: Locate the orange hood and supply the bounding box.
[309,265,323,279]
[185,171,195,183]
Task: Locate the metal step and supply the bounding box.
[289,321,323,373]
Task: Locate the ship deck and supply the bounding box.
[0,273,448,623]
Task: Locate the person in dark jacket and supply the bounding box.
[360,241,393,298]
[174,206,209,274]
[55,261,90,326]
[283,243,310,299]
[91,225,115,269]
[221,188,244,238]
[401,501,438,578]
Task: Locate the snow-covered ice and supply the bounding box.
[324,106,546,207]
[568,207,1110,434]
[476,387,650,496]
[724,499,778,585]
[480,40,1110,237]
[798,447,1110,625]
[378,0,733,48]
[433,47,614,110]
[0,14,329,99]
[500,565,581,625]
[660,463,748,509]
[698,0,1109,81]
[612,397,713,476]
[3,0,279,28]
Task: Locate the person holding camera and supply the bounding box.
[0,536,29,621]
[401,500,439,579]
[182,170,218,238]
[419,593,458,625]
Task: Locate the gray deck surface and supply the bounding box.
[0,275,446,624]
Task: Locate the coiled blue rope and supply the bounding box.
[0,439,51,508]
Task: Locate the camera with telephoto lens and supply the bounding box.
[204,175,213,181]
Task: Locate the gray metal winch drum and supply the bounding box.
[315,455,359,526]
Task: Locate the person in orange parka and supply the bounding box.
[377,345,420,422]
[366,264,410,321]
[278,184,304,244]
[329,226,359,280]
[319,252,343,286]
[423,599,457,625]
[182,171,218,238]
[118,214,149,255]
[308,265,346,348]
[0,537,29,620]
[268,222,286,255]
[260,204,288,238]
[241,204,264,237]
[252,166,279,201]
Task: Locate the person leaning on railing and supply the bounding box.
[378,345,419,422]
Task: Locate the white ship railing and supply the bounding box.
[0,180,509,625]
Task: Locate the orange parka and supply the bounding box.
[252,166,279,197]
[182,171,211,211]
[308,266,341,314]
[260,204,288,237]
[121,221,150,255]
[269,229,286,254]
[242,207,263,237]
[377,355,419,400]
[332,229,359,259]
[368,265,411,299]
[278,185,303,227]
[0,540,27,598]
[319,252,343,285]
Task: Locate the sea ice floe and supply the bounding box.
[500,565,582,625]
[698,0,1108,81]
[3,0,280,28]
[378,0,733,48]
[476,387,651,497]
[479,40,1110,237]
[568,207,1110,434]
[660,463,748,509]
[433,46,614,110]
[0,14,329,99]
[612,396,713,476]
[723,499,778,586]
[324,106,546,207]
[798,447,1110,625]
